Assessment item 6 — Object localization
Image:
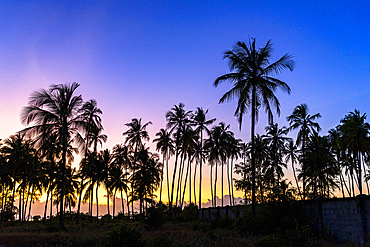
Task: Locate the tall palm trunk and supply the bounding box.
[193,163,197,206]
[210,164,214,207]
[214,160,218,207]
[159,153,165,203]
[176,152,185,207]
[169,148,179,218]
[96,185,99,222]
[121,190,124,216]
[291,158,302,200]
[181,158,191,207]
[43,189,49,224]
[221,160,224,207]
[251,85,256,214]
[231,159,235,206]
[302,126,306,200]
[60,135,67,230]
[199,132,203,209]
[227,159,232,206]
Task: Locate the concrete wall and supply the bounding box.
[305,195,369,245]
[198,195,370,245]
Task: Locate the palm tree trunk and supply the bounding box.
[169,149,179,218]
[107,189,110,216]
[121,190,124,216]
[231,159,235,206]
[210,164,214,207]
[43,189,49,224]
[176,152,185,207]
[227,159,232,206]
[221,160,224,207]
[193,163,197,206]
[60,141,67,230]
[291,158,302,200]
[113,189,116,219]
[199,132,203,210]
[76,182,83,225]
[181,158,191,207]
[302,126,306,200]
[189,159,192,204]
[251,85,256,214]
[96,185,99,222]
[214,160,218,207]
[159,154,165,203]
[166,153,170,208]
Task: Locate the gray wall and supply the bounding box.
[198,195,370,245]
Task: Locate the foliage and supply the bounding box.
[145,203,168,227]
[235,201,307,235]
[105,223,143,247]
[176,203,198,222]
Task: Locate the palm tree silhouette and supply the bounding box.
[21,82,84,229]
[192,107,216,209]
[214,39,294,212]
[153,128,174,204]
[123,118,152,215]
[287,103,321,199]
[339,110,370,195]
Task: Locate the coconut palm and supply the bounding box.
[76,99,103,224]
[192,107,216,209]
[285,139,302,199]
[214,39,294,212]
[123,118,152,153]
[339,110,370,195]
[263,123,290,187]
[287,103,321,200]
[165,103,192,216]
[153,128,174,204]
[112,144,132,216]
[20,82,84,229]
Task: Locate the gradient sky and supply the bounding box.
[1,1,370,204]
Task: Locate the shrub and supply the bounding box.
[177,203,198,222]
[146,203,168,227]
[105,224,143,247]
[33,215,41,221]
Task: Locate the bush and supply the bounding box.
[151,236,172,247]
[33,215,41,221]
[146,203,168,227]
[105,224,143,247]
[177,203,198,222]
[235,201,307,235]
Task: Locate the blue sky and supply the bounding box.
[1,0,370,201]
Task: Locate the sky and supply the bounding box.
[1,1,370,207]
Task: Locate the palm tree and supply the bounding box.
[112,144,132,217]
[123,118,152,153]
[20,82,84,229]
[123,118,152,216]
[287,103,321,199]
[192,107,216,209]
[285,140,302,199]
[76,99,103,224]
[153,128,174,204]
[214,39,294,212]
[165,103,192,216]
[339,110,370,195]
[263,123,290,187]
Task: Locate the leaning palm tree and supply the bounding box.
[20,82,84,229]
[287,103,321,199]
[214,39,294,212]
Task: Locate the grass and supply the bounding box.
[0,217,350,247]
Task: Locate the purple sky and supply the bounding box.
[1,1,370,202]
